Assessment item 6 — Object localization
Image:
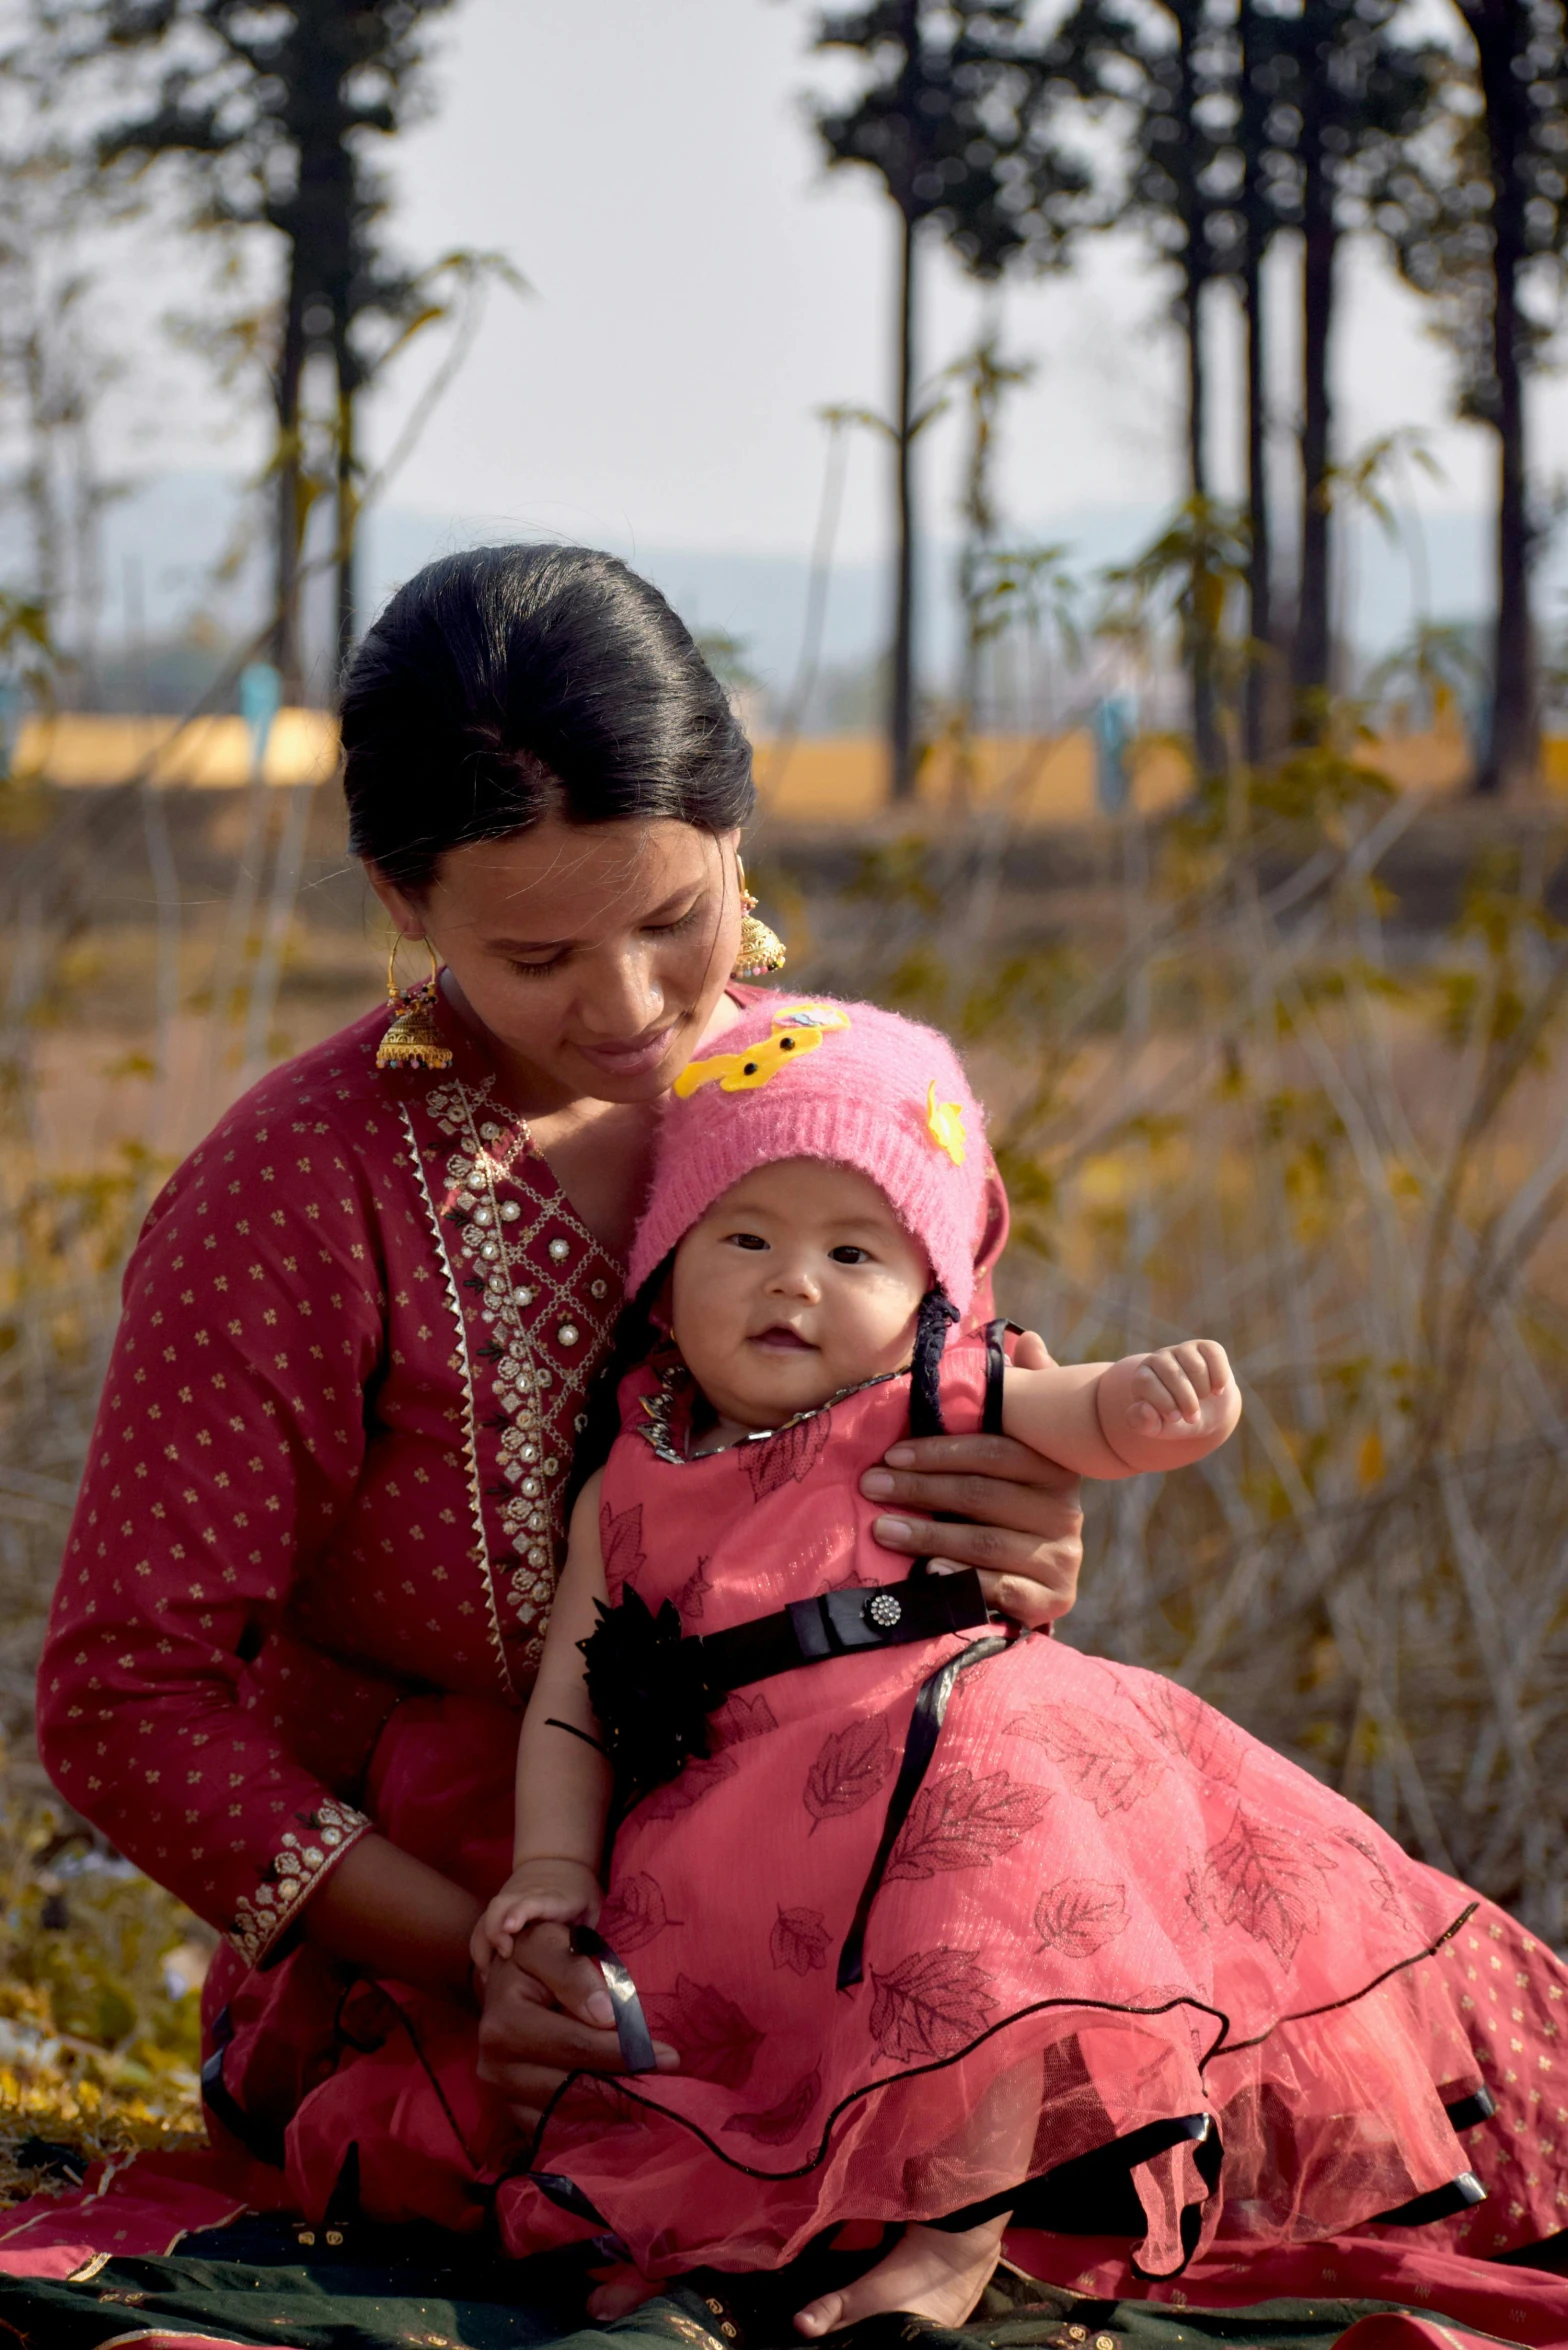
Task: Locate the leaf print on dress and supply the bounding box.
[771,1907,831,1975]
[1200,1812,1332,1966]
[870,1947,997,2065]
[675,1556,712,1620]
[1335,1827,1412,1924]
[635,1751,739,1824]
[598,1873,675,1954]
[742,1411,831,1501]
[712,1690,780,1748]
[725,2068,823,2145]
[804,1717,894,1827]
[1127,1679,1245,1788]
[1034,1877,1131,1958]
[884,1766,1052,1882]
[1005,1706,1164,1817]
[601,1503,646,1598]
[642,1976,763,2090]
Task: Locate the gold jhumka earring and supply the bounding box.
[375,934,453,1071]
[732,856,786,979]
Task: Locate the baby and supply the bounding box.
[473,999,1489,2333]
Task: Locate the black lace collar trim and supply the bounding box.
[634,1363,902,1467]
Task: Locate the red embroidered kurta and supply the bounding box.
[38,986,1007,1982]
[37,995,625,1966]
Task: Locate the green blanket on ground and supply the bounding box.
[0,2241,1446,2350]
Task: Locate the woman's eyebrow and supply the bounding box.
[486,887,702,955]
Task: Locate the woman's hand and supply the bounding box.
[475,1919,679,2135]
[861,1328,1084,1628]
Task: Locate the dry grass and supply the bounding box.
[4,758,1568,2175]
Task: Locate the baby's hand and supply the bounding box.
[1101,1341,1237,1456]
[470,1857,601,1979]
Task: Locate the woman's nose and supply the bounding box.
[576,947,664,1040]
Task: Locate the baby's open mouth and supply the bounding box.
[749,1325,817,1352]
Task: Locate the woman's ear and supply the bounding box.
[363,862,428,939]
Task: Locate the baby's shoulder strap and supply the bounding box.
[983,1317,1019,1436]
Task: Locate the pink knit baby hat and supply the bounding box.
[628,995,989,1313]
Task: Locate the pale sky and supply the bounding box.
[371,0,1523,561]
[88,0,1555,578]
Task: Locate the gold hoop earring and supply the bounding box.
[375,934,453,1071]
[732,855,786,979]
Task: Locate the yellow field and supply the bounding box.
[9,710,1539,820]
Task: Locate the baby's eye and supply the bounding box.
[725,1231,768,1251]
[828,1245,872,1265]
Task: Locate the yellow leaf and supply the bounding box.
[1356,1427,1385,1488]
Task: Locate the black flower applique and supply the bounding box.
[579,1588,715,1806]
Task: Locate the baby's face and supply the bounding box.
[670,1158,930,1432]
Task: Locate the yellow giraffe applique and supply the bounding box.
[673,1004,851,1098]
[926,1080,968,1164]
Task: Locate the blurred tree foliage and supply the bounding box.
[0,114,125,691]
[1055,0,1444,770]
[26,0,463,690]
[807,1,1089,801]
[1378,0,1568,800]
[1250,2,1442,728]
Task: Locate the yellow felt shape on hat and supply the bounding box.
[674,1005,851,1099]
[926,1080,968,1165]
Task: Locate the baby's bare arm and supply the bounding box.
[1003,1343,1241,1478]
[474,1475,613,1969]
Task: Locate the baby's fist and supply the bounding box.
[469,1858,601,1979]
[1124,1340,1233,1438]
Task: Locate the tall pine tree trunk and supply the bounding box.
[273,273,307,702]
[1470,6,1538,798]
[1239,0,1272,762]
[890,201,918,803]
[1243,246,1272,760]
[333,321,358,668]
[1293,145,1336,718]
[1183,247,1222,777]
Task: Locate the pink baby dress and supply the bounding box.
[493,1336,1521,2281]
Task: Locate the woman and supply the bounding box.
[36,546,1083,2238]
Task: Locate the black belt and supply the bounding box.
[692,1569,992,1703]
[577,1567,997,1815]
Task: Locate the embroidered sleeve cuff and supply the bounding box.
[230,1796,372,1967]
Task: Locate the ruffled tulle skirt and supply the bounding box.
[245,1658,1568,2286]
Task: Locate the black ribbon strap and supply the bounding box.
[982,1317,1013,1436]
[929,2111,1214,2239]
[837,1632,1012,1990]
[569,1923,658,2074]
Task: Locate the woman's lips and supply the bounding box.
[574,1024,679,1077]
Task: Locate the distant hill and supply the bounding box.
[0,468,1537,723]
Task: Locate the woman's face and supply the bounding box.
[369,817,743,1109]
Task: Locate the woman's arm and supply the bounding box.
[36,1071,471,1976]
[303,1835,481,2003]
[475,1478,613,1963]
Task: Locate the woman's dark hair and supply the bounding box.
[340,544,755,887]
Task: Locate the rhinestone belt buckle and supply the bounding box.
[864,1590,903,1633]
